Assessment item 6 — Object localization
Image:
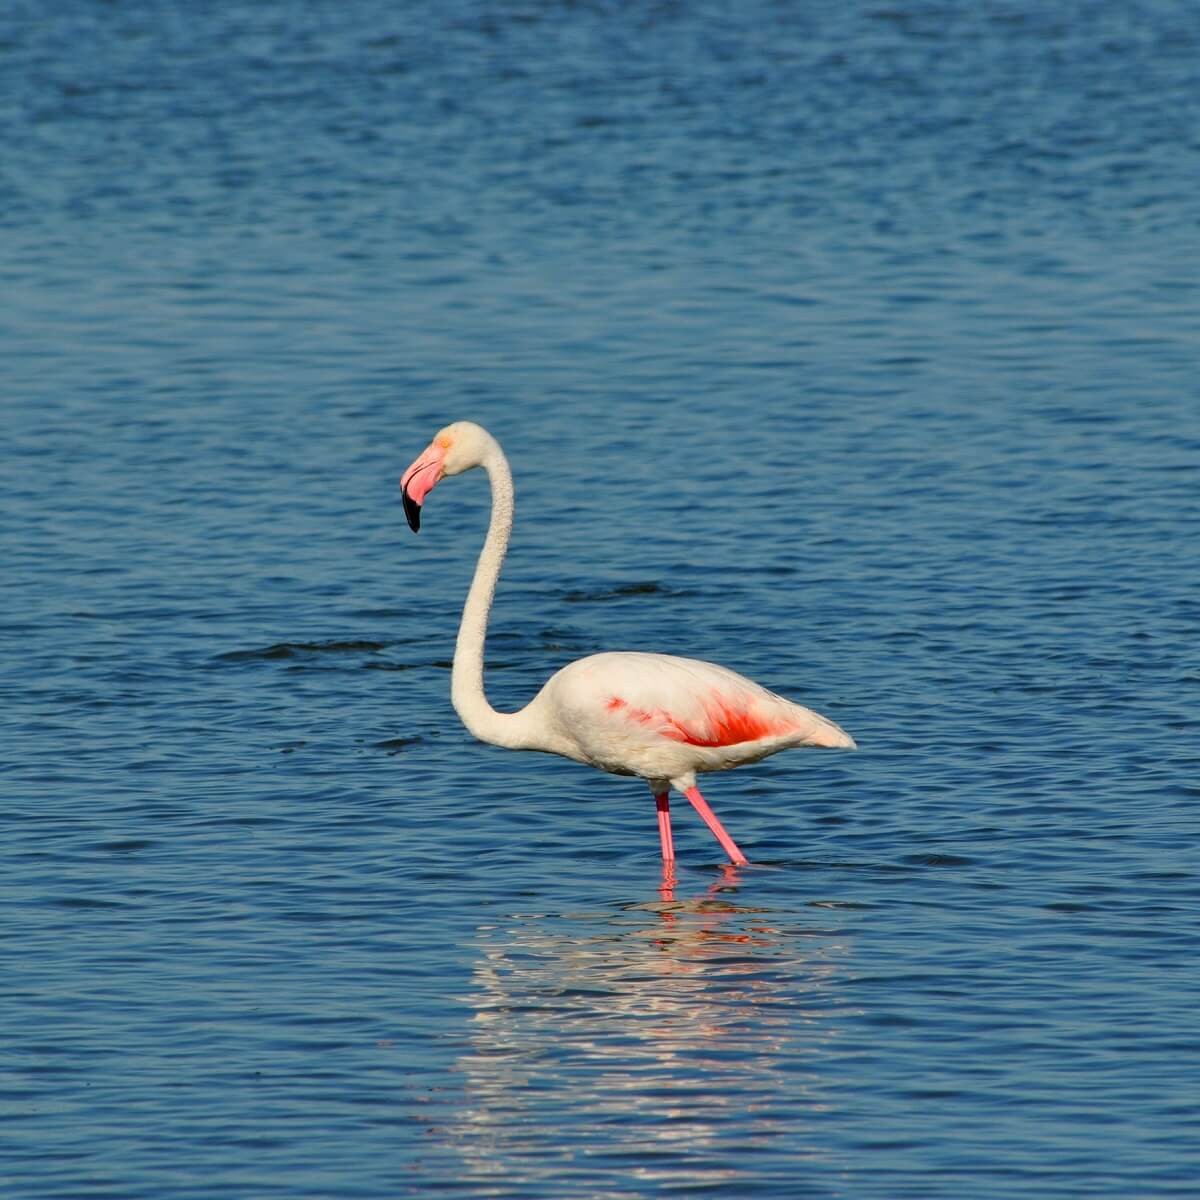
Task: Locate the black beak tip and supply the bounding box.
[402,489,422,533]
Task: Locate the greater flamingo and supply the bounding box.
[400,422,855,866]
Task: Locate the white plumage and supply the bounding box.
[540,651,853,781]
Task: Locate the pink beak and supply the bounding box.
[400,444,446,532]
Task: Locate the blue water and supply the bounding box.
[3,2,1199,1196]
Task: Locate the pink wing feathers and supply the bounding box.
[573,652,854,751]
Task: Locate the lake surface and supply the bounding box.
[3,2,1198,1196]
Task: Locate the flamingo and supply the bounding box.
[400,421,855,866]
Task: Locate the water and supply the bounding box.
[3,1,1198,1196]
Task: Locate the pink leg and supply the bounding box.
[683,786,749,866]
[655,793,675,862]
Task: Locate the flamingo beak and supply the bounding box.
[400,445,447,533]
[401,486,422,532]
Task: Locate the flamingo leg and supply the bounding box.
[655,792,675,862]
[683,786,749,866]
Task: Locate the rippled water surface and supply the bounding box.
[3,2,1198,1196]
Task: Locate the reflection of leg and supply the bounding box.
[655,792,675,862]
[683,786,749,866]
[659,858,677,905]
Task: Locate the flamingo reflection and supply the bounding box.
[439,870,856,1193]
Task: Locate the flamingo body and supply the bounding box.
[400,421,855,867]
[536,651,853,784]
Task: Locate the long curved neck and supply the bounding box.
[450,445,542,750]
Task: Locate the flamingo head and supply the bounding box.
[400,421,496,532]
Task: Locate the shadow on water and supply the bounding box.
[440,865,859,1196]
